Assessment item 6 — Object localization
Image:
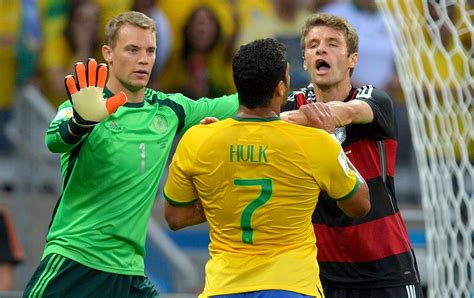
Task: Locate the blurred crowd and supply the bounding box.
[1,0,473,184]
[0,0,403,152]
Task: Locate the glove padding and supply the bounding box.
[65,58,127,126]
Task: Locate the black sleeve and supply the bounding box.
[355,86,396,140]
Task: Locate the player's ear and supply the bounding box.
[275,80,285,97]
[102,45,113,65]
[303,55,308,71]
[348,52,358,69]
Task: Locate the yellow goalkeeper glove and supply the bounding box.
[64,58,127,136]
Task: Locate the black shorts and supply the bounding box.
[23,254,159,298]
[323,283,423,298]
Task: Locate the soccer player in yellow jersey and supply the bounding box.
[163,38,371,298]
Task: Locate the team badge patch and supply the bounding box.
[152,115,168,134]
[335,127,346,144]
[338,148,350,175]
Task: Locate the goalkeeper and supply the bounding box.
[281,13,423,298]
[24,11,238,297]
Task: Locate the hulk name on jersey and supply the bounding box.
[230,144,268,163]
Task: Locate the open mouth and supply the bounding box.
[316,59,330,71]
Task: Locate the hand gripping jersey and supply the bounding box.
[164,116,360,297]
[283,84,421,288]
[44,88,238,275]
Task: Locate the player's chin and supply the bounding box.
[130,80,149,90]
[124,81,148,93]
[313,75,335,86]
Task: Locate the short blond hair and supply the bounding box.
[104,11,156,48]
[300,13,358,56]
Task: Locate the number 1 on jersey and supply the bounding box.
[234,178,273,244]
[139,143,146,175]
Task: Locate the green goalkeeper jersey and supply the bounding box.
[44,88,238,275]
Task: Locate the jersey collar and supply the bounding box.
[232,116,280,122]
[103,87,144,108]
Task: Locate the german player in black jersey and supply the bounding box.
[281,13,423,298]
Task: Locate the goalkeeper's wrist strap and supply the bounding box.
[68,117,95,136]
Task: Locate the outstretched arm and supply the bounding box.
[281,100,373,129]
[325,100,373,126]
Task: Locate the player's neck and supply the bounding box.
[236,106,279,119]
[313,79,352,103]
[106,78,145,103]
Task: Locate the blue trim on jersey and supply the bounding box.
[212,290,313,298]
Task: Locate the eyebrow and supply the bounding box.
[325,37,342,43]
[124,44,156,51]
[124,44,139,49]
[307,36,342,42]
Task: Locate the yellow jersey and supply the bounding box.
[164,116,360,297]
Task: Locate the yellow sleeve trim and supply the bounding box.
[334,178,360,201]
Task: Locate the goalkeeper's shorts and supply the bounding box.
[23,253,159,298]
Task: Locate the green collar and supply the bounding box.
[231,116,280,122]
[104,87,144,108]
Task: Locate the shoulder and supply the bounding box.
[288,85,316,102]
[354,85,391,101]
[294,127,342,161]
[353,85,393,109]
[144,88,175,102]
[179,119,230,148]
[284,122,340,148]
[352,85,396,136]
[144,89,190,108]
[284,85,315,111]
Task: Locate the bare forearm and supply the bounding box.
[326,100,373,126]
[177,205,206,230]
[281,100,373,129]
[165,201,207,231]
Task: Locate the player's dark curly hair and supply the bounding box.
[232,38,287,109]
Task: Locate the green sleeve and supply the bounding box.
[45,100,88,153]
[168,93,239,134]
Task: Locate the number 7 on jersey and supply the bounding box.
[234,178,273,244]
